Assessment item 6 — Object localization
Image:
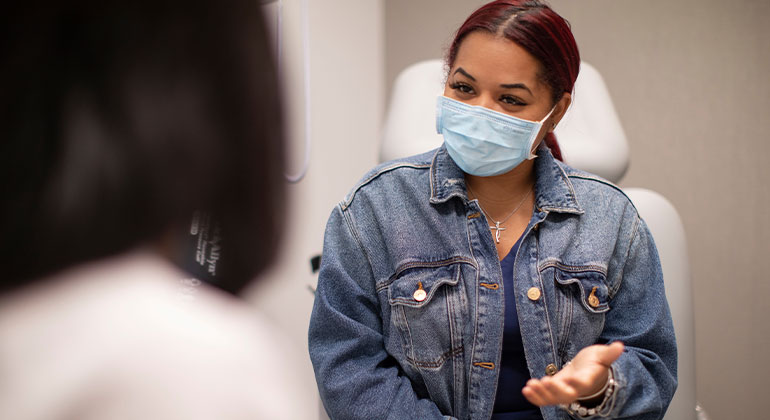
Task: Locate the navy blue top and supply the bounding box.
[491,237,543,420]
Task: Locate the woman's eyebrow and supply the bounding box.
[453,67,476,81]
[500,83,533,95]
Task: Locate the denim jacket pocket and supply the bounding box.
[387,262,467,369]
[548,265,610,360]
[553,267,610,314]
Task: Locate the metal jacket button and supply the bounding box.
[527,287,541,301]
[588,286,600,308]
[413,281,427,302]
[545,363,558,376]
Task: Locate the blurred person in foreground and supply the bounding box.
[0,1,311,419]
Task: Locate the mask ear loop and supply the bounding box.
[527,105,558,159]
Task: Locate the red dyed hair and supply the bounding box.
[446,0,580,161]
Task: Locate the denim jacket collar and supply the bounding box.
[428,146,469,205]
[429,143,584,215]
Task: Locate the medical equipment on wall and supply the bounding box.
[261,0,312,183]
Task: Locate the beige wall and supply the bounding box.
[385,1,770,419]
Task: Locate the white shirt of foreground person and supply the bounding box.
[0,250,310,420]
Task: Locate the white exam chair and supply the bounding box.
[381,59,702,420]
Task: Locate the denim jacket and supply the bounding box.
[309,145,677,420]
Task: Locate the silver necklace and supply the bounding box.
[467,183,533,244]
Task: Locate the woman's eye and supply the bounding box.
[450,82,474,95]
[501,95,525,106]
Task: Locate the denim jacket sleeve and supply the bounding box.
[308,205,456,420]
[587,217,678,419]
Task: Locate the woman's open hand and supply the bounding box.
[522,341,624,407]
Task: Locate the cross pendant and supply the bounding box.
[490,221,506,243]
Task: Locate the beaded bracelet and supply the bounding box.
[559,368,616,418]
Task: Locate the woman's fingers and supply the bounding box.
[522,380,546,406]
[542,376,578,403]
[522,376,578,406]
[522,378,554,406]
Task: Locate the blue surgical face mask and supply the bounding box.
[436,96,555,177]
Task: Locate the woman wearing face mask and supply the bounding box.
[309,1,677,419]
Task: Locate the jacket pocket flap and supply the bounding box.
[388,263,461,308]
[554,268,610,313]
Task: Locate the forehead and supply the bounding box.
[452,31,544,87]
